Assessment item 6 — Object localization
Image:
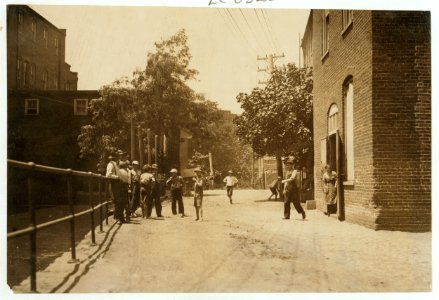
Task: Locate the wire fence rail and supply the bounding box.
[7,159,117,292]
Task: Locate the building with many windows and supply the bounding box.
[7,5,99,170]
[7,5,78,91]
[302,10,430,231]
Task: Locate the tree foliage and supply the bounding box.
[234,63,313,168]
[78,29,219,172]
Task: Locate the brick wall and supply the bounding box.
[371,11,431,231]
[7,5,78,91]
[311,10,377,229]
[7,90,100,170]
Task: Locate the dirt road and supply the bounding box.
[11,189,431,293]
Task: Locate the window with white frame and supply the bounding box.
[31,20,37,42]
[344,80,355,181]
[43,29,48,48]
[328,104,338,134]
[74,99,88,115]
[342,10,353,31]
[322,10,329,56]
[25,99,39,115]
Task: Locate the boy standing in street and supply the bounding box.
[193,168,204,221]
[223,170,238,204]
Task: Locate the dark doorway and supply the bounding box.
[327,131,345,220]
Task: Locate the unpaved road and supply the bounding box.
[12,189,431,293]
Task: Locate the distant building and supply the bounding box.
[7,5,99,170]
[302,10,431,231]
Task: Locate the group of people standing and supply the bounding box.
[106,150,163,224]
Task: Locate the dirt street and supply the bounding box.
[11,189,431,293]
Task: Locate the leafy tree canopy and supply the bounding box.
[234,63,313,167]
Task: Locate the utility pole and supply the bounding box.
[147,129,151,165]
[256,53,285,188]
[257,53,285,85]
[138,126,144,167]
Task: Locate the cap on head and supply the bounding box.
[151,164,158,169]
[117,150,125,156]
[194,167,202,173]
[170,168,178,173]
[132,160,139,166]
[228,170,233,174]
[108,155,114,160]
[142,164,151,172]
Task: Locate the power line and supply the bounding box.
[253,9,277,53]
[260,9,281,53]
[224,8,260,56]
[237,8,267,54]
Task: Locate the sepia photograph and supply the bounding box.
[1,0,436,298]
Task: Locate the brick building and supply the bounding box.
[7,5,78,91]
[7,5,100,169]
[302,10,431,231]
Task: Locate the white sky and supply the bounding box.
[28,5,309,114]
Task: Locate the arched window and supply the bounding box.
[344,80,354,181]
[328,103,338,134]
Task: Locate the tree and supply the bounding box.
[78,29,219,172]
[234,63,313,177]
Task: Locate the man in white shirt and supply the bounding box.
[106,154,123,223]
[223,170,238,204]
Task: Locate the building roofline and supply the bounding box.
[11,5,67,35]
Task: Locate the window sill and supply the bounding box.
[343,180,355,186]
[341,21,353,37]
[321,50,329,62]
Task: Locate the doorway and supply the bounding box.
[327,131,345,220]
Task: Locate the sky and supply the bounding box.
[28,4,310,114]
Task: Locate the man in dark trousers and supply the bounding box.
[166,168,185,217]
[282,165,306,220]
[147,164,163,218]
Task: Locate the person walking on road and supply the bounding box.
[268,176,282,200]
[148,164,164,218]
[322,164,338,217]
[167,168,185,217]
[223,170,238,204]
[282,166,306,220]
[193,167,204,221]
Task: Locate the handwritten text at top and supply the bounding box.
[208,0,275,6]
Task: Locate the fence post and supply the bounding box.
[27,162,37,292]
[104,179,109,225]
[98,175,104,233]
[88,172,96,245]
[67,169,79,263]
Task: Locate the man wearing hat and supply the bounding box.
[223,170,238,204]
[147,164,163,218]
[106,153,122,222]
[129,160,141,217]
[166,168,185,217]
